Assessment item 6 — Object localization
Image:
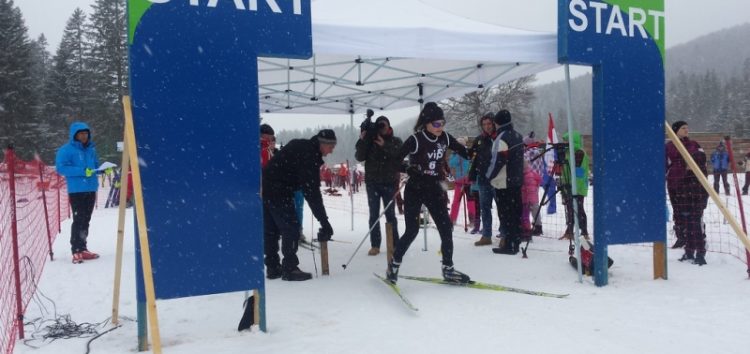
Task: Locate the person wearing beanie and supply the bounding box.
[260,124,276,168]
[56,121,102,264]
[710,141,730,195]
[386,102,473,284]
[468,112,500,246]
[262,129,337,281]
[666,121,709,265]
[486,109,525,255]
[355,115,403,256]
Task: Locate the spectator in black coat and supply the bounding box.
[355,115,403,256]
[263,129,337,281]
[486,109,525,255]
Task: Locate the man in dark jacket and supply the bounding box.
[486,110,525,255]
[355,116,403,256]
[263,129,336,281]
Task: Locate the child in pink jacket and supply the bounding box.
[521,161,542,233]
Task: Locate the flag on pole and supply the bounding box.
[544,113,558,214]
[545,113,559,175]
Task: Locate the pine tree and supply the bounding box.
[86,0,128,162]
[0,0,38,157]
[28,34,60,161]
[47,8,92,144]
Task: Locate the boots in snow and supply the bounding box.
[386,260,401,284]
[282,267,312,281]
[442,265,471,284]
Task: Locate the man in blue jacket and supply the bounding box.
[56,122,101,264]
[710,142,730,195]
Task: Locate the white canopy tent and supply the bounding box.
[258,0,559,115]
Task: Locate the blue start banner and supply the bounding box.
[128,0,312,300]
[558,0,665,285]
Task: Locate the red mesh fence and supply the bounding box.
[0,148,70,354]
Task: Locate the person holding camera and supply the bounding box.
[263,129,337,281]
[386,102,472,284]
[355,115,403,256]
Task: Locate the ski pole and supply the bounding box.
[462,184,468,233]
[341,197,397,270]
[341,177,407,270]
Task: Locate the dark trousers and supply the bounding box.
[743,172,749,194]
[564,196,588,235]
[394,179,454,266]
[366,182,399,248]
[713,170,729,194]
[671,188,707,254]
[263,198,301,271]
[495,187,522,244]
[69,192,96,254]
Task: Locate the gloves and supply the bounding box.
[317,219,333,242]
[85,168,95,177]
[406,165,422,178]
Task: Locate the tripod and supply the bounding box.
[521,143,572,258]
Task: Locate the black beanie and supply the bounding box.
[317,129,337,145]
[419,102,444,124]
[260,123,274,135]
[375,116,390,126]
[671,121,687,133]
[494,109,511,127]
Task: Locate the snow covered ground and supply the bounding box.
[14,187,750,354]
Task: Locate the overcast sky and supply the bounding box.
[14,0,750,131]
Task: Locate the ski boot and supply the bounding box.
[442,265,471,284]
[386,260,401,284]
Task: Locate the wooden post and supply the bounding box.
[320,241,330,275]
[385,222,394,264]
[112,136,131,325]
[653,241,667,280]
[665,123,750,253]
[123,96,163,354]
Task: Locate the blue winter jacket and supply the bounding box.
[710,149,729,172]
[55,122,100,193]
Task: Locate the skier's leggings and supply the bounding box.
[393,178,454,266]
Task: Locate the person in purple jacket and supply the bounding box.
[666,121,709,265]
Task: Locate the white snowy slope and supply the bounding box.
[14,189,750,354]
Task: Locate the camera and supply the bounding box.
[360,109,384,142]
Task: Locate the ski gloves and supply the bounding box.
[317,219,333,242]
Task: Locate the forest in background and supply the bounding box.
[1,0,126,162]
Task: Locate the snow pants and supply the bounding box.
[393,178,454,266]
